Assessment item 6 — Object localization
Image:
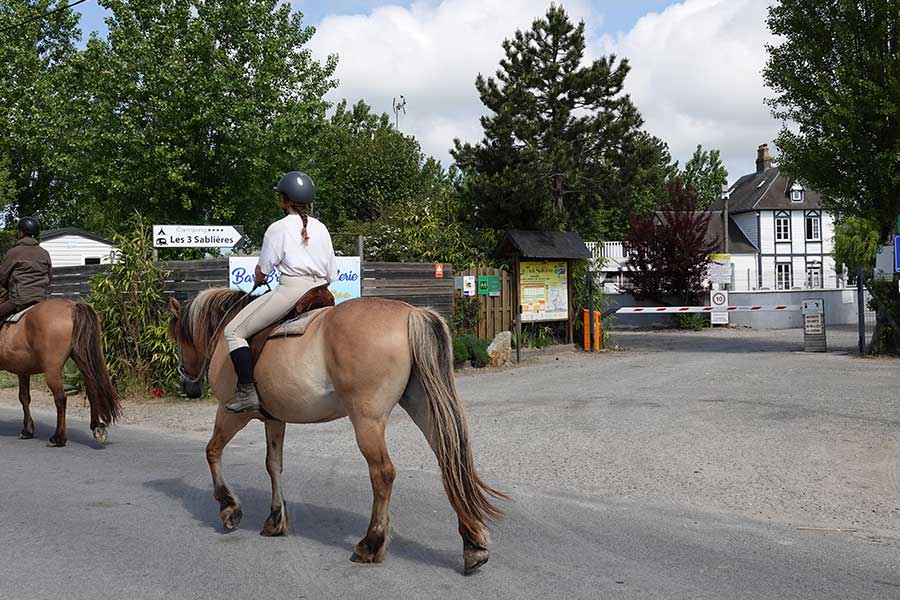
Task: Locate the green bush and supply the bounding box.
[455,334,491,368]
[866,278,900,354]
[451,295,481,336]
[89,213,180,394]
[452,337,469,368]
[673,313,707,331]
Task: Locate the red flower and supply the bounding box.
[151,387,164,398]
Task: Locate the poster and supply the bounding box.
[228,256,361,303]
[462,275,476,297]
[708,254,732,285]
[519,261,567,322]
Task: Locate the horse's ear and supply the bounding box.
[168,297,181,317]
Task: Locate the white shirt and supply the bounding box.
[257,214,338,282]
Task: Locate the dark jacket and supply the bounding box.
[0,237,52,306]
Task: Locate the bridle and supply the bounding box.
[175,283,269,385]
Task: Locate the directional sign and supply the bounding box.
[153,225,244,249]
[895,236,900,272]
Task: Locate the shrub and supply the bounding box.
[451,295,481,336]
[673,313,707,331]
[452,337,469,368]
[456,334,491,368]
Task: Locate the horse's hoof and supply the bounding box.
[260,526,286,537]
[19,431,33,440]
[92,427,108,444]
[350,551,370,564]
[464,551,489,575]
[47,436,66,448]
[222,507,242,531]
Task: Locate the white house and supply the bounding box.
[40,228,118,267]
[709,144,838,291]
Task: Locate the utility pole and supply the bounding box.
[392,96,407,130]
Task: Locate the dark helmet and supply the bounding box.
[275,171,316,205]
[17,216,40,237]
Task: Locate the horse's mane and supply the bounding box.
[174,288,254,353]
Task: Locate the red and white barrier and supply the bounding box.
[616,305,801,314]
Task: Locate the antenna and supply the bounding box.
[392,95,407,130]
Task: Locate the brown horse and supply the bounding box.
[168,289,506,575]
[0,299,121,447]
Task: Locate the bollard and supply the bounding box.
[584,309,602,351]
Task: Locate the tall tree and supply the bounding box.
[452,5,672,240]
[833,216,881,276]
[53,0,336,242]
[0,0,80,224]
[764,0,900,240]
[680,145,728,210]
[625,178,718,304]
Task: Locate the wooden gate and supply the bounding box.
[458,267,513,340]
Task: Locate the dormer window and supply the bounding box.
[790,182,804,203]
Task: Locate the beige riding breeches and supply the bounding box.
[224,274,324,352]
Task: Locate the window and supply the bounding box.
[84,257,101,265]
[775,216,791,241]
[776,263,793,290]
[791,190,803,202]
[806,262,822,288]
[805,215,821,241]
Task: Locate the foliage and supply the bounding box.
[456,334,491,368]
[625,178,718,304]
[452,337,469,368]
[450,296,482,336]
[452,5,673,240]
[833,216,880,276]
[866,278,900,354]
[516,324,556,350]
[88,214,178,393]
[35,0,336,243]
[764,1,900,240]
[673,313,707,331]
[0,230,17,256]
[680,145,728,210]
[0,1,80,225]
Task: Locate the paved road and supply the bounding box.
[1,328,898,599]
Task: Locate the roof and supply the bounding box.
[709,167,824,214]
[656,211,757,255]
[41,228,116,246]
[494,230,592,259]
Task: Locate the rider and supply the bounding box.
[0,217,52,322]
[223,171,337,413]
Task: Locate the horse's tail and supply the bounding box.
[407,308,507,535]
[71,302,121,424]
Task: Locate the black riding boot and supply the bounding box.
[225,347,261,413]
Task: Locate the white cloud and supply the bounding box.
[310,0,780,181]
[602,0,780,180]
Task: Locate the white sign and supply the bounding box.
[875,244,894,281]
[462,275,476,297]
[154,225,243,248]
[228,256,361,304]
[708,254,732,285]
[710,290,729,325]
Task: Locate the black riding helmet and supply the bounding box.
[275,171,315,205]
[17,216,40,237]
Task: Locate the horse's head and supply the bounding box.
[167,297,204,399]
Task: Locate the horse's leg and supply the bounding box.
[207,406,252,531]
[18,375,34,439]
[45,369,68,448]
[260,419,289,537]
[400,384,491,574]
[349,417,396,564]
[88,391,108,444]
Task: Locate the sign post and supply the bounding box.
[710,290,729,325]
[153,225,244,249]
[802,298,827,352]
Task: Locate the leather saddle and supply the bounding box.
[0,302,38,326]
[249,284,334,364]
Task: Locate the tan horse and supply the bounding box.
[0,299,121,446]
[168,289,506,575]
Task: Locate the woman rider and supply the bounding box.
[223,171,337,413]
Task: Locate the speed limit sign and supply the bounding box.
[710,290,729,325]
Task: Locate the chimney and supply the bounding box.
[756,143,772,173]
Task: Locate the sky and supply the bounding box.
[73,0,779,182]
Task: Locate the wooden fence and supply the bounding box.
[48,259,455,316]
[458,267,514,340]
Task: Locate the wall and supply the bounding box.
[41,235,117,268]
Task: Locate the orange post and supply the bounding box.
[583,308,590,351]
[594,310,602,351]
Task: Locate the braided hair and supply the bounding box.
[291,203,310,244]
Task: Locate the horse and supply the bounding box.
[167,289,506,575]
[0,299,121,447]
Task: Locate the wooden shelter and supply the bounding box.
[495,230,592,361]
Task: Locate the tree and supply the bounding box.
[0,0,80,225]
[833,216,881,276]
[625,178,718,304]
[50,0,336,243]
[764,1,900,240]
[680,145,728,209]
[452,5,672,240]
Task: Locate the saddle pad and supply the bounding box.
[267,306,332,339]
[4,304,36,324]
